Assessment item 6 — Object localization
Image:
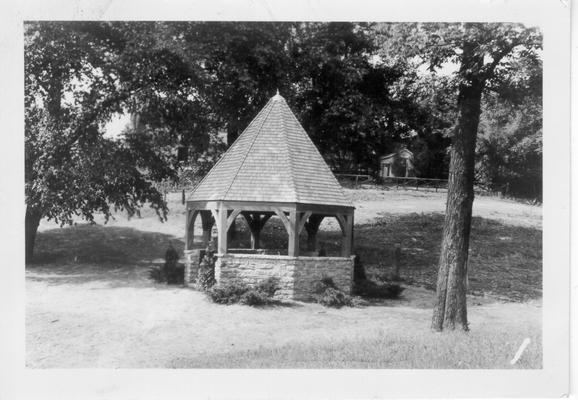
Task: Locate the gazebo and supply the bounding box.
[184,92,355,300]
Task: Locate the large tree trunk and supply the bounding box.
[25,205,43,262]
[431,42,485,332]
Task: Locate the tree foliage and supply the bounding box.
[24,22,205,258]
[25,21,542,269]
[476,51,542,200]
[25,21,415,258]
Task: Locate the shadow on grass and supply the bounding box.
[353,212,542,302]
[27,224,184,288]
[30,223,183,265]
[27,213,542,302]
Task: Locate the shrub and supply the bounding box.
[206,277,279,306]
[318,287,354,308]
[207,281,250,304]
[354,278,405,299]
[254,277,280,297]
[353,255,367,283]
[239,289,272,306]
[313,276,354,308]
[197,255,216,290]
[149,264,184,285]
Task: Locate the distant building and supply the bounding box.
[379,148,415,178]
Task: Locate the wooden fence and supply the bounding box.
[381,177,449,192]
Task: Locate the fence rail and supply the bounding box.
[381,177,449,192]
[334,173,373,187]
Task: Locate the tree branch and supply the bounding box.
[481,39,522,80]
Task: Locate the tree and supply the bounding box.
[380,23,541,331]
[289,22,410,172]
[24,22,215,259]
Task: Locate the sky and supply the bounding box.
[103,113,131,139]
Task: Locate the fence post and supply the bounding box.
[182,189,185,205]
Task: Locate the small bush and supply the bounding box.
[353,255,367,283]
[149,264,184,285]
[254,277,280,297]
[239,289,272,306]
[198,255,216,290]
[313,276,354,308]
[318,287,354,308]
[354,278,405,299]
[206,277,279,306]
[207,281,250,304]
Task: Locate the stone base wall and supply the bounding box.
[215,254,355,301]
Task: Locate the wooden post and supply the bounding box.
[186,210,198,250]
[305,214,324,252]
[200,211,214,247]
[250,227,261,249]
[249,213,262,250]
[217,205,228,254]
[181,189,185,205]
[185,209,191,250]
[341,214,353,257]
[288,211,299,257]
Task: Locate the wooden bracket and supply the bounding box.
[273,207,291,234]
[335,214,347,235]
[297,211,312,235]
[226,209,242,230]
[210,208,219,224]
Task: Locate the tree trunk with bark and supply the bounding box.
[431,41,485,332]
[25,205,43,262]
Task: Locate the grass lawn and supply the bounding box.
[26,189,542,368]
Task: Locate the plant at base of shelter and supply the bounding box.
[197,254,216,290]
[354,279,405,299]
[206,277,280,306]
[312,276,354,308]
[149,264,185,285]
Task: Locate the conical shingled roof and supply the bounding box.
[189,93,352,207]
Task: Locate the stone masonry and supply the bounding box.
[214,254,355,301]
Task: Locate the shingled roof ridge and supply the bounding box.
[188,97,273,197]
[284,101,352,205]
[277,95,300,203]
[221,96,278,200]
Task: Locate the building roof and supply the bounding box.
[380,148,414,162]
[188,93,353,207]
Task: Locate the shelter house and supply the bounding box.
[379,147,415,178]
[184,92,355,300]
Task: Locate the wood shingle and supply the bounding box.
[189,93,352,207]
